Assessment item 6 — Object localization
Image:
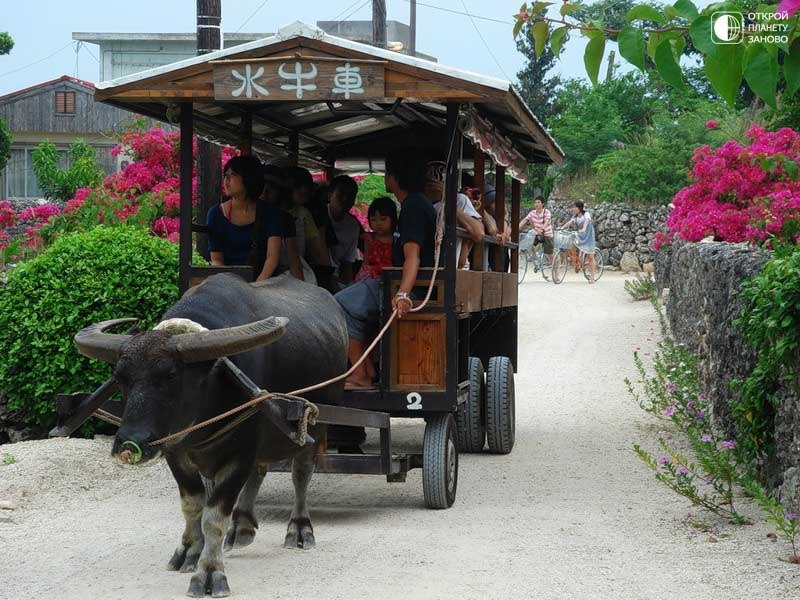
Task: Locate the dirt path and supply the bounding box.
[2,272,799,599]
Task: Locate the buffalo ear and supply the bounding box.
[74,318,138,364]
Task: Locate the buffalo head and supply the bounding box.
[74,316,288,464]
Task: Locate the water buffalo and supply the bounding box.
[74,273,347,598]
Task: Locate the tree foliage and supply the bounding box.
[0,119,10,173]
[31,140,105,202]
[0,32,13,56]
[515,23,562,127]
[514,1,800,109]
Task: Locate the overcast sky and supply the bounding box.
[0,0,598,96]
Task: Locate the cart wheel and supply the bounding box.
[423,414,458,509]
[486,356,515,454]
[456,357,485,452]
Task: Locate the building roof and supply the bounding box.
[95,22,563,174]
[0,75,95,104]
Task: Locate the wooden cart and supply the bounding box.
[57,23,563,509]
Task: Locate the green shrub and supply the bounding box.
[32,140,105,202]
[592,141,692,205]
[624,273,655,301]
[734,245,800,466]
[0,226,181,432]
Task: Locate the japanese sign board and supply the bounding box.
[212,58,385,102]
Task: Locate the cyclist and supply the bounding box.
[559,201,597,283]
[519,196,553,266]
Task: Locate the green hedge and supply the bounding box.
[0,226,180,432]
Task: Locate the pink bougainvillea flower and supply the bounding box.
[516,11,530,20]
[776,0,800,17]
[705,120,719,129]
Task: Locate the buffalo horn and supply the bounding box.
[171,316,289,363]
[74,318,139,363]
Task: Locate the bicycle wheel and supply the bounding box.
[551,250,567,284]
[518,251,529,284]
[582,249,605,282]
[536,246,551,281]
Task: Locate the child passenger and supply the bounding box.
[354,196,397,283]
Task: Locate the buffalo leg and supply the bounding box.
[187,465,251,599]
[284,446,316,549]
[166,456,205,573]
[224,464,267,551]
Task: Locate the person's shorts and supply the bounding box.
[535,234,554,255]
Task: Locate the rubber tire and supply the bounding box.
[518,251,528,284]
[423,414,459,509]
[486,356,515,454]
[583,249,605,282]
[551,250,567,284]
[456,357,486,452]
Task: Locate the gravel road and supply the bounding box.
[2,272,799,599]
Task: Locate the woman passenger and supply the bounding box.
[207,156,284,281]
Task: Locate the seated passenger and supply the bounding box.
[327,175,363,288]
[423,165,483,268]
[261,164,304,281]
[335,148,436,389]
[207,156,284,281]
[483,186,512,272]
[286,167,333,276]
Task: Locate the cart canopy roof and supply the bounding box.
[96,22,563,179]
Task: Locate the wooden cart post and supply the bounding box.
[445,103,461,406]
[492,165,506,272]
[511,178,521,274]
[179,103,194,295]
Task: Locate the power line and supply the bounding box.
[459,0,513,81]
[331,0,367,22]
[397,0,511,26]
[0,41,75,79]
[236,0,271,33]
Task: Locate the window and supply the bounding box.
[55,91,75,115]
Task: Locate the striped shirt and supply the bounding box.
[524,208,553,237]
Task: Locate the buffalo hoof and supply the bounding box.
[168,544,202,573]
[284,517,315,549]
[223,510,257,552]
[187,570,230,598]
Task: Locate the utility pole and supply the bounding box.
[196,0,222,260]
[605,49,616,82]
[409,0,416,56]
[372,0,387,48]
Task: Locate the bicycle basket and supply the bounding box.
[554,230,575,250]
[519,231,535,251]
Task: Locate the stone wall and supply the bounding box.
[540,198,668,269]
[659,241,799,508]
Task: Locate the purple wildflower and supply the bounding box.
[666,382,677,392]
[677,466,690,475]
[786,513,799,520]
[658,455,670,464]
[696,411,705,419]
[721,440,736,450]
[664,406,676,417]
[704,476,714,484]
[701,434,713,443]
[687,401,696,409]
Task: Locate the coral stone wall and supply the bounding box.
[658,241,799,507]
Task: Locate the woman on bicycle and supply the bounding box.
[560,201,597,283]
[519,196,554,265]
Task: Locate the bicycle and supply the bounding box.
[551,229,604,285]
[518,231,550,283]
